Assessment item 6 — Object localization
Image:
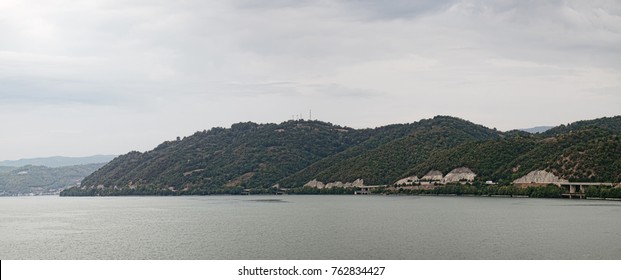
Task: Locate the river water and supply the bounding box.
[1,195,620,259]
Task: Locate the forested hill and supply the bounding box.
[75,120,371,194]
[543,116,621,136]
[406,126,621,184]
[0,163,106,196]
[279,116,502,186]
[61,116,621,196]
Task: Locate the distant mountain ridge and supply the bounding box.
[61,115,621,196]
[0,155,116,168]
[519,126,553,134]
[0,163,106,196]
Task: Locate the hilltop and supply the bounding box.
[61,116,621,196]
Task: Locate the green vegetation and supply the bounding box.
[382,184,566,198]
[69,120,369,196]
[280,116,502,186]
[584,185,621,199]
[61,115,621,196]
[543,116,621,136]
[407,127,621,184]
[0,163,105,196]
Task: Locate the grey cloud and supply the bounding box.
[1,0,620,160]
[232,0,457,20]
[435,1,621,69]
[232,0,317,10]
[338,0,457,20]
[215,81,302,97]
[307,83,380,98]
[0,77,129,106]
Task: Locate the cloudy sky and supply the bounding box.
[1,0,620,160]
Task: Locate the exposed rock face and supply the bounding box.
[326,181,344,188]
[513,170,568,184]
[442,167,476,183]
[351,179,364,187]
[305,179,364,189]
[304,179,325,189]
[422,170,443,181]
[395,176,420,186]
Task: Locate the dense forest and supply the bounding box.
[61,116,621,197]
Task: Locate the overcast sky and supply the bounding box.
[1,0,620,160]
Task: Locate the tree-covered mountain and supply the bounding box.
[543,116,621,136]
[406,127,621,184]
[73,120,369,195]
[280,116,502,186]
[61,116,621,196]
[0,163,106,196]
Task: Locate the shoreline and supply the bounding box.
[5,193,621,201]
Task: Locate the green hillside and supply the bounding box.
[0,163,105,196]
[71,120,369,195]
[61,116,621,196]
[406,127,621,184]
[280,116,502,186]
[543,116,621,136]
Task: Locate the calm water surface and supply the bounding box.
[1,195,620,259]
